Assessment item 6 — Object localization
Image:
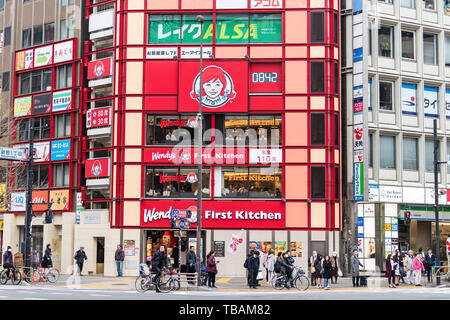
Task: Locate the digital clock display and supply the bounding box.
[252,72,279,83]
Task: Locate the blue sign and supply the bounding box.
[358,217,364,227]
[353,48,363,62]
[51,139,71,161]
[353,0,363,13]
[392,224,398,232]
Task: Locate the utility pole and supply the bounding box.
[24,124,36,278]
[433,119,441,285]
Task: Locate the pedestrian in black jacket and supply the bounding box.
[2,246,15,280]
[424,249,435,283]
[151,245,167,292]
[314,254,324,288]
[245,252,254,287]
[323,255,332,290]
[186,246,197,285]
[74,246,87,276]
[248,251,260,289]
[41,244,53,270]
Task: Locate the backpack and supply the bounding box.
[244,257,249,269]
[274,259,281,273]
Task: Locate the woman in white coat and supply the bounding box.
[266,249,277,283]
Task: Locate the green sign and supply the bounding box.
[148,14,282,44]
[14,96,32,117]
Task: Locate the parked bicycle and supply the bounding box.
[0,266,22,285]
[25,267,60,284]
[272,266,310,291]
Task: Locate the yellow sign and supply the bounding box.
[0,183,6,211]
[50,190,70,211]
[385,224,392,231]
[0,221,4,231]
[16,51,25,71]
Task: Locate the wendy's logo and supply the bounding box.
[190,66,236,108]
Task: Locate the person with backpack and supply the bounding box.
[248,251,260,289]
[266,249,276,283]
[244,251,253,287]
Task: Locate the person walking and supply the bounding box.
[424,249,435,283]
[266,249,276,284]
[2,246,15,281]
[314,254,324,289]
[206,250,218,288]
[151,245,167,293]
[397,250,405,284]
[385,254,395,288]
[323,255,332,290]
[350,249,363,287]
[74,246,88,276]
[413,253,425,286]
[262,251,269,283]
[330,252,339,284]
[248,250,260,289]
[186,246,197,285]
[404,250,415,285]
[308,250,318,286]
[41,244,53,273]
[114,244,125,277]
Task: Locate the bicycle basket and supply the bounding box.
[139,264,150,276]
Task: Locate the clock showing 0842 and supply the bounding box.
[251,72,279,83]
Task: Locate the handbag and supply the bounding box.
[311,266,316,273]
[256,270,263,281]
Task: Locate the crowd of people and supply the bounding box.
[308,251,341,289]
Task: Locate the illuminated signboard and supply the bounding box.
[249,63,282,93]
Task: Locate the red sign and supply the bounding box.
[178,61,248,112]
[32,191,48,211]
[143,147,247,165]
[86,107,111,128]
[85,158,110,178]
[141,200,285,229]
[87,58,112,80]
[249,63,282,93]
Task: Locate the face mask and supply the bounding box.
[8,249,12,252]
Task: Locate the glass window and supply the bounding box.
[311,167,325,199]
[310,113,325,146]
[31,70,42,93]
[148,14,182,44]
[221,167,248,197]
[4,27,10,46]
[20,72,31,95]
[22,28,32,48]
[401,0,416,8]
[380,135,396,169]
[53,163,70,187]
[56,65,72,89]
[248,167,282,198]
[379,81,393,111]
[447,140,450,173]
[334,167,339,200]
[2,71,10,91]
[44,22,54,43]
[310,11,324,43]
[16,119,30,142]
[378,0,393,3]
[334,114,339,147]
[378,26,394,58]
[31,116,50,140]
[403,137,418,170]
[334,62,339,95]
[59,18,74,40]
[445,34,450,66]
[43,69,52,91]
[425,139,439,172]
[0,0,3,11]
[369,133,373,167]
[334,13,338,45]
[33,25,43,46]
[424,33,438,65]
[423,0,435,10]
[248,115,281,147]
[310,61,325,93]
[402,30,415,59]
[32,165,49,188]
[55,114,71,138]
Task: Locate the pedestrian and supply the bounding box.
[262,250,269,283]
[244,251,253,287]
[114,244,125,277]
[385,254,395,288]
[2,246,15,281]
[413,253,425,286]
[330,251,339,284]
[279,252,293,288]
[397,250,405,284]
[404,250,415,285]
[266,249,276,283]
[41,244,53,271]
[248,250,260,289]
[350,249,363,287]
[424,248,435,283]
[313,254,324,288]
[151,245,167,293]
[308,250,318,286]
[391,251,401,286]
[323,255,332,290]
[186,246,197,285]
[285,250,295,287]
[206,250,218,288]
[74,246,88,276]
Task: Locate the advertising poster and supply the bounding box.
[34,45,53,67]
[188,238,203,256]
[0,183,6,211]
[52,90,72,112]
[87,58,112,80]
[178,61,248,112]
[24,49,34,69]
[15,51,25,71]
[85,158,110,178]
[11,192,26,212]
[49,190,70,211]
[424,86,439,117]
[51,139,71,161]
[86,107,111,128]
[14,96,32,117]
[274,241,286,256]
[364,238,376,258]
[296,242,303,257]
[33,93,52,115]
[289,242,302,257]
[32,191,49,211]
[261,242,272,253]
[402,83,417,115]
[53,40,74,63]
[146,239,153,261]
[124,240,135,256]
[249,241,261,252]
[13,142,49,162]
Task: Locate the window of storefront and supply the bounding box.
[53,163,70,187]
[311,166,325,199]
[218,166,282,198]
[145,167,210,198]
[19,68,52,95]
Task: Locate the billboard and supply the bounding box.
[85,158,110,178]
[32,190,49,211]
[14,96,32,117]
[51,139,71,161]
[13,142,50,162]
[178,61,248,112]
[33,93,52,115]
[50,190,70,211]
[34,45,53,67]
[11,192,26,212]
[86,107,112,128]
[53,39,74,63]
[87,58,113,80]
[52,90,72,112]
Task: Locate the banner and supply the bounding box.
[402,83,417,115]
[0,183,6,211]
[53,40,74,63]
[34,45,53,67]
[86,107,111,128]
[13,142,49,162]
[15,49,34,71]
[143,147,247,164]
[52,90,72,111]
[51,139,71,161]
[251,0,282,8]
[87,58,112,80]
[14,96,32,117]
[424,86,439,117]
[32,191,49,211]
[49,190,70,211]
[11,192,26,212]
[33,93,52,115]
[179,61,248,112]
[85,158,110,178]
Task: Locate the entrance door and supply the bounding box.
[95,237,105,275]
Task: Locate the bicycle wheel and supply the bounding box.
[0,270,8,285]
[157,279,172,293]
[294,275,309,291]
[46,269,60,283]
[135,276,148,293]
[12,270,22,285]
[272,276,284,290]
[172,278,180,291]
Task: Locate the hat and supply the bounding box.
[80,246,85,248]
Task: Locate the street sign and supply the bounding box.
[0,147,26,161]
[171,209,189,219]
[173,219,190,229]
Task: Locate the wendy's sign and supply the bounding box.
[179,61,248,112]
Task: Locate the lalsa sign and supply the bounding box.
[141,200,285,229]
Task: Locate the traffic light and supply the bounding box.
[44,208,53,224]
[404,210,411,225]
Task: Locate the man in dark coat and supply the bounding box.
[115,244,125,277]
[248,251,260,289]
[424,249,435,283]
[2,246,15,280]
[186,246,197,285]
[74,246,88,276]
[151,245,167,292]
[41,244,53,269]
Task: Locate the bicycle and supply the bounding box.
[156,267,178,293]
[135,264,155,293]
[272,266,309,291]
[0,266,22,285]
[25,267,60,284]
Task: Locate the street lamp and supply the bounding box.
[195,14,204,287]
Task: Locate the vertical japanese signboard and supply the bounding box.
[352,0,368,201]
